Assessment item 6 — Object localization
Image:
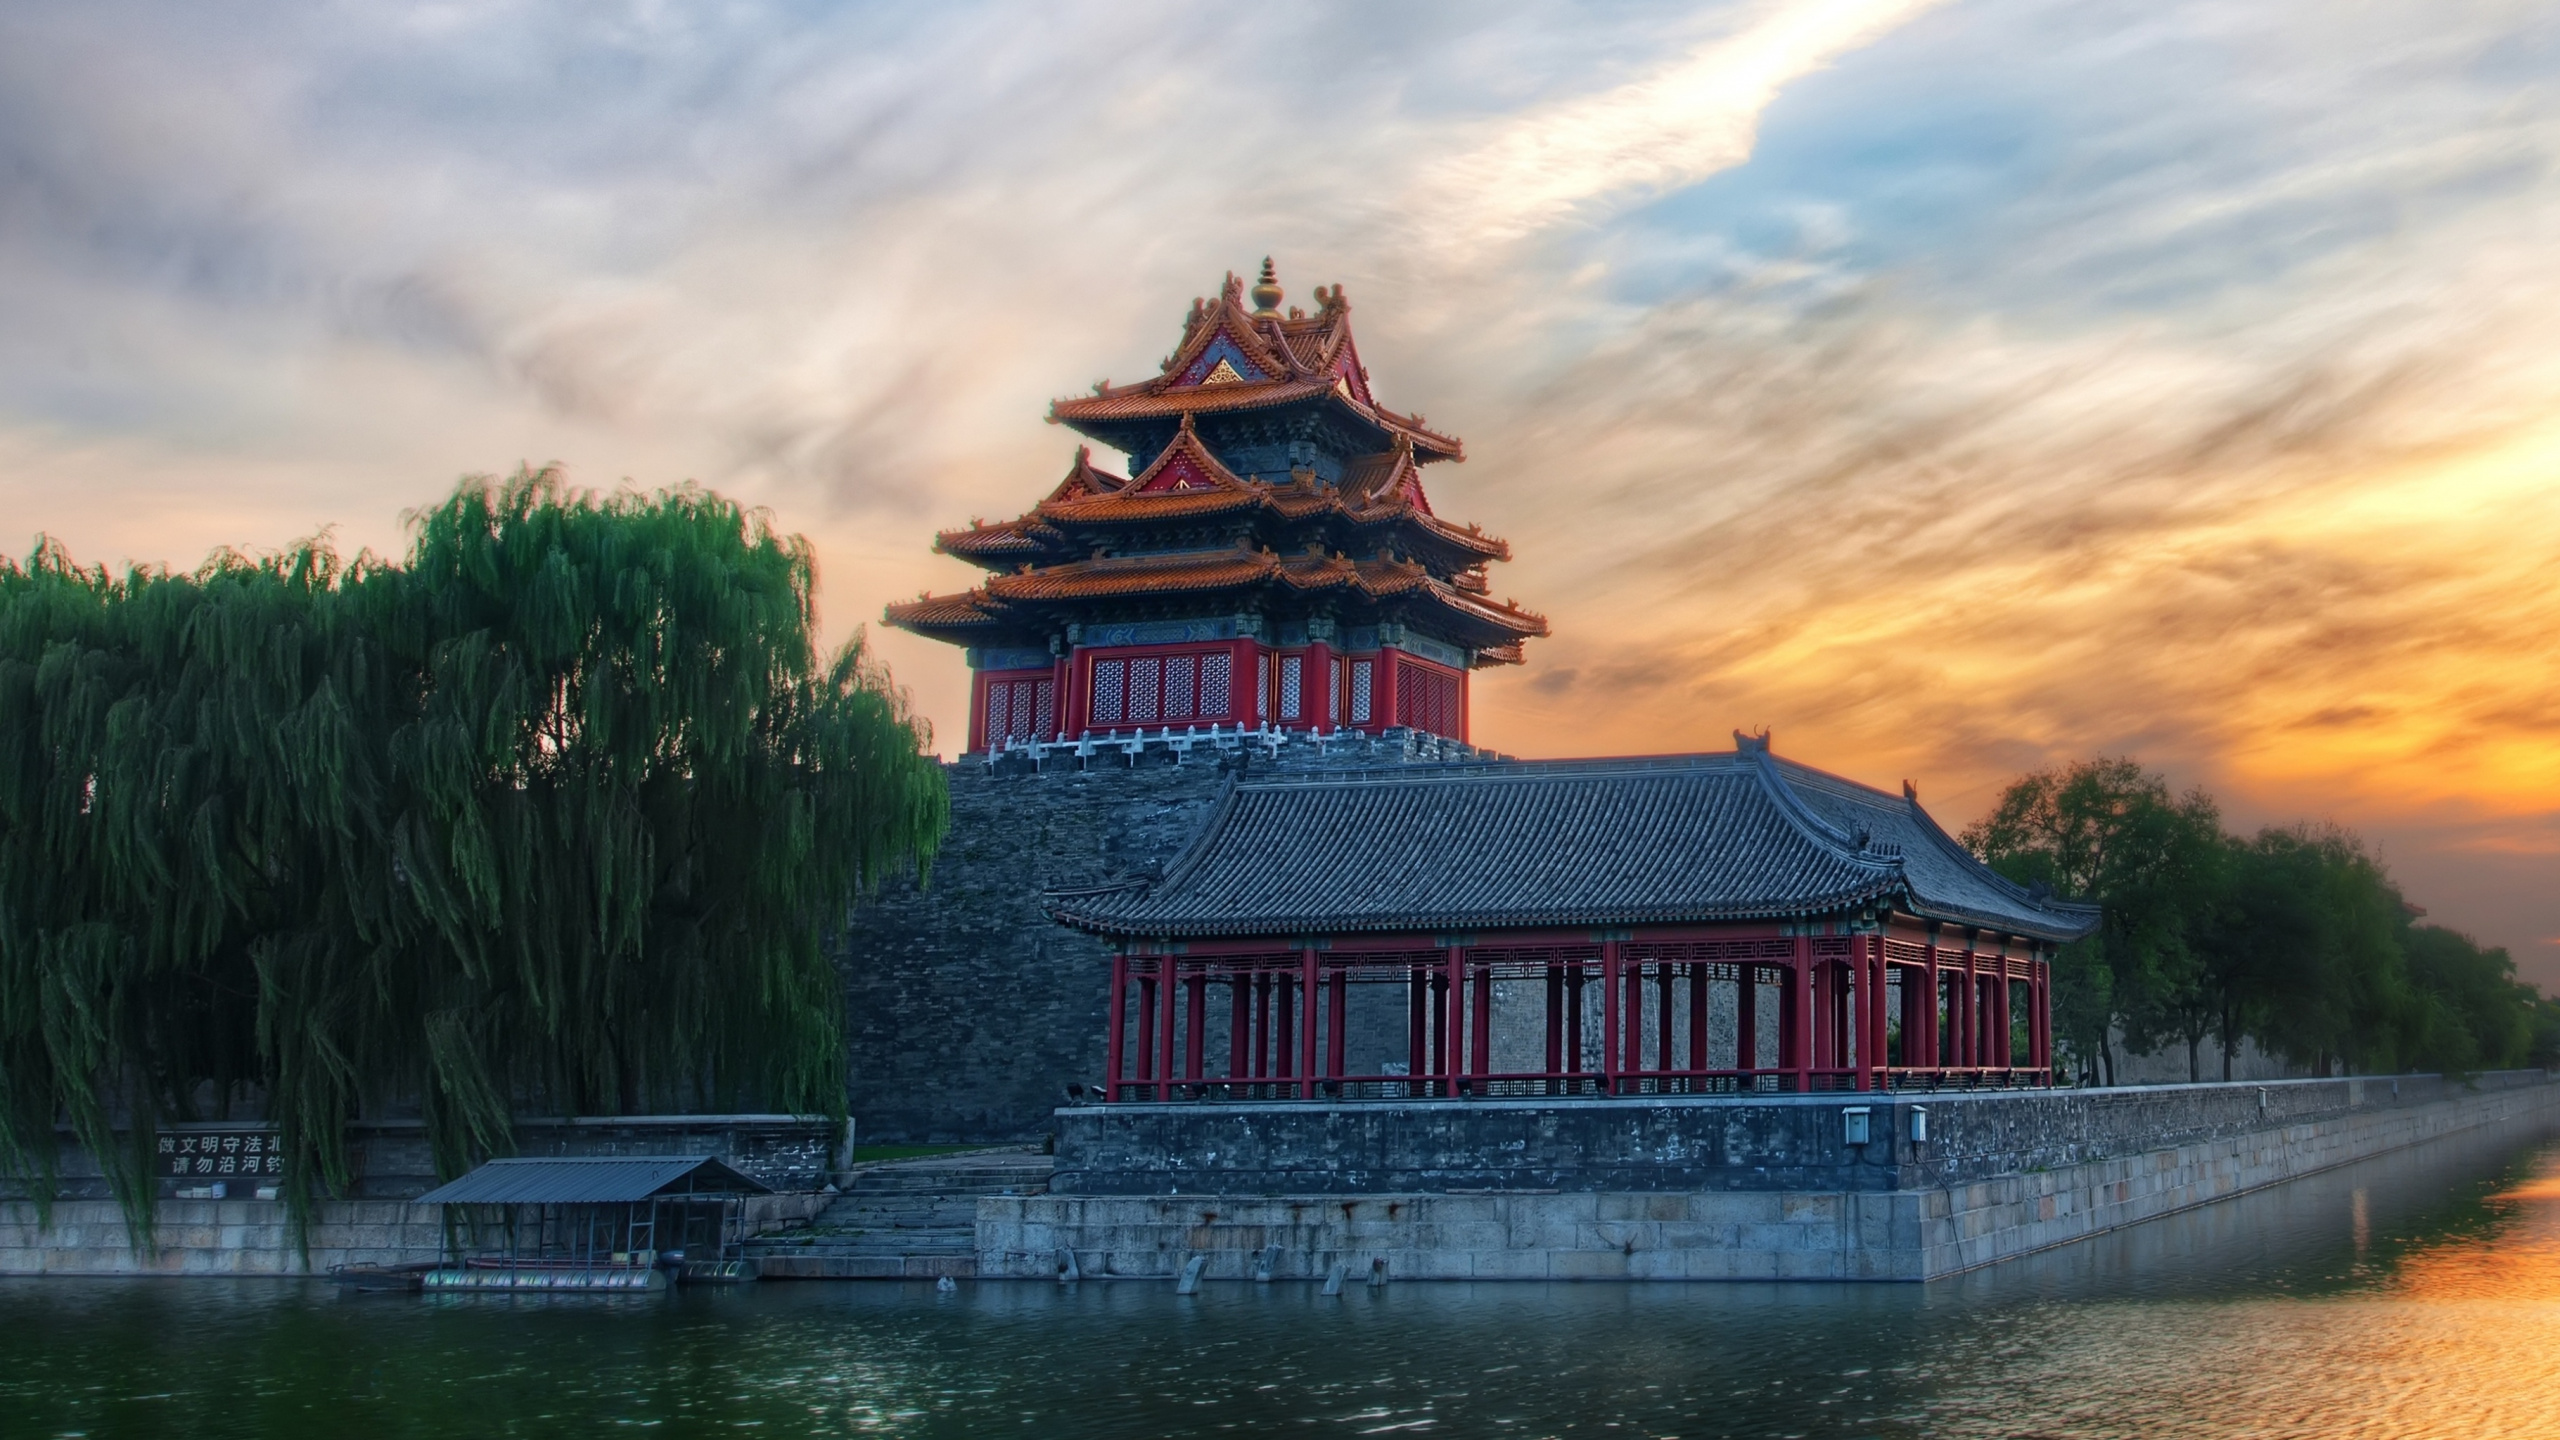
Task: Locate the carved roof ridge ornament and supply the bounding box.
[1041,445,1127,504]
[1122,414,1257,496]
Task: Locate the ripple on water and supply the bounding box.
[2,1126,2558,1439]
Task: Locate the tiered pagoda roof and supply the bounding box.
[886,262,1545,666]
[1047,270,1465,463]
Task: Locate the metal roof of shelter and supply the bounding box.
[1047,741,2101,944]
[414,1155,770,1207]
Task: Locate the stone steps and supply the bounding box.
[745,1145,1052,1280]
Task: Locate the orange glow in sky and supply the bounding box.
[4,3,2556,981]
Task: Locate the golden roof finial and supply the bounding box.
[1250,257,1283,317]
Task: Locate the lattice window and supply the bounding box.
[1279,654,1303,720]
[1256,654,1270,720]
[1164,654,1196,719]
[1329,658,1343,726]
[1395,660,1462,738]
[1092,659,1125,725]
[985,683,1010,746]
[1031,679,1055,738]
[1201,653,1232,717]
[1350,659,1373,724]
[1012,681,1041,740]
[1129,657,1162,722]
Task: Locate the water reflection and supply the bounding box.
[3,1120,2557,1439]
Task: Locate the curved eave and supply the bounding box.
[935,523,1068,569]
[1048,877,1911,940]
[1037,490,1269,526]
[1050,385,1464,462]
[983,548,1274,594]
[1414,580,1549,642]
[1758,753,2105,945]
[881,592,1016,644]
[1053,879,2095,945]
[1899,895,2102,945]
[1342,507,1510,565]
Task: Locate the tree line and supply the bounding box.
[0,471,947,1235]
[1964,758,2560,1084]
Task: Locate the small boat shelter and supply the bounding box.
[414,1155,770,1290]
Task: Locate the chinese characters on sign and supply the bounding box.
[159,1130,284,1178]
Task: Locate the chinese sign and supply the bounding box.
[159,1130,284,1179]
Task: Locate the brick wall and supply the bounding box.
[837,731,1495,1143]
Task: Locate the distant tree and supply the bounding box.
[2398,925,2536,1073]
[1963,758,2224,1084]
[2204,827,2415,1077]
[1973,756,2553,1086]
[0,470,948,1241]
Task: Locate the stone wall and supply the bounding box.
[1048,1071,2543,1195]
[837,730,1492,1143]
[978,1073,2560,1281]
[0,1191,831,1277]
[8,1114,841,1204]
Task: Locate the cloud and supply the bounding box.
[1415,0,1947,251]
[4,0,2560,979]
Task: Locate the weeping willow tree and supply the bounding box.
[0,469,947,1241]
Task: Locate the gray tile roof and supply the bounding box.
[413,1155,770,1206]
[1047,742,2100,943]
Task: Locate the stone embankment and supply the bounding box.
[977,1071,2560,1282]
[0,1114,837,1277]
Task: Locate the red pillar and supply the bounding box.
[1307,640,1335,730]
[1157,954,1178,1101]
[1872,940,1891,1084]
[1787,936,1813,1092]
[1622,951,1647,1081]
[1960,943,1978,1069]
[1893,959,1915,1070]
[1602,941,1623,1095]
[1408,965,1428,1080]
[1060,651,1089,741]
[1993,951,2013,1068]
[1141,958,1162,1081]
[1687,963,1708,1075]
[1229,969,1251,1081]
[1545,961,1565,1083]
[1656,963,1676,1074]
[1184,972,1206,1082]
[1107,953,1128,1100]
[1428,971,1448,1094]
[1737,967,1758,1074]
[1850,940,1871,1092]
[1253,973,1272,1079]
[1300,947,1321,1098]
[1921,934,1940,1068]
[1470,956,1493,1082]
[1275,972,1296,1081]
[1325,962,1347,1082]
[1443,944,1466,1094]
[1567,960,1586,1078]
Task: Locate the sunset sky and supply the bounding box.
[5,2,2557,983]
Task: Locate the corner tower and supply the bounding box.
[885,261,1547,754]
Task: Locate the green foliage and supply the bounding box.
[0,469,947,1242]
[1969,758,2549,1086]
[1961,758,2224,1083]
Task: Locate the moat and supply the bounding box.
[6,1122,2556,1440]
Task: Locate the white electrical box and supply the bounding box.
[1909,1105,1928,1144]
[1842,1106,1872,1145]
